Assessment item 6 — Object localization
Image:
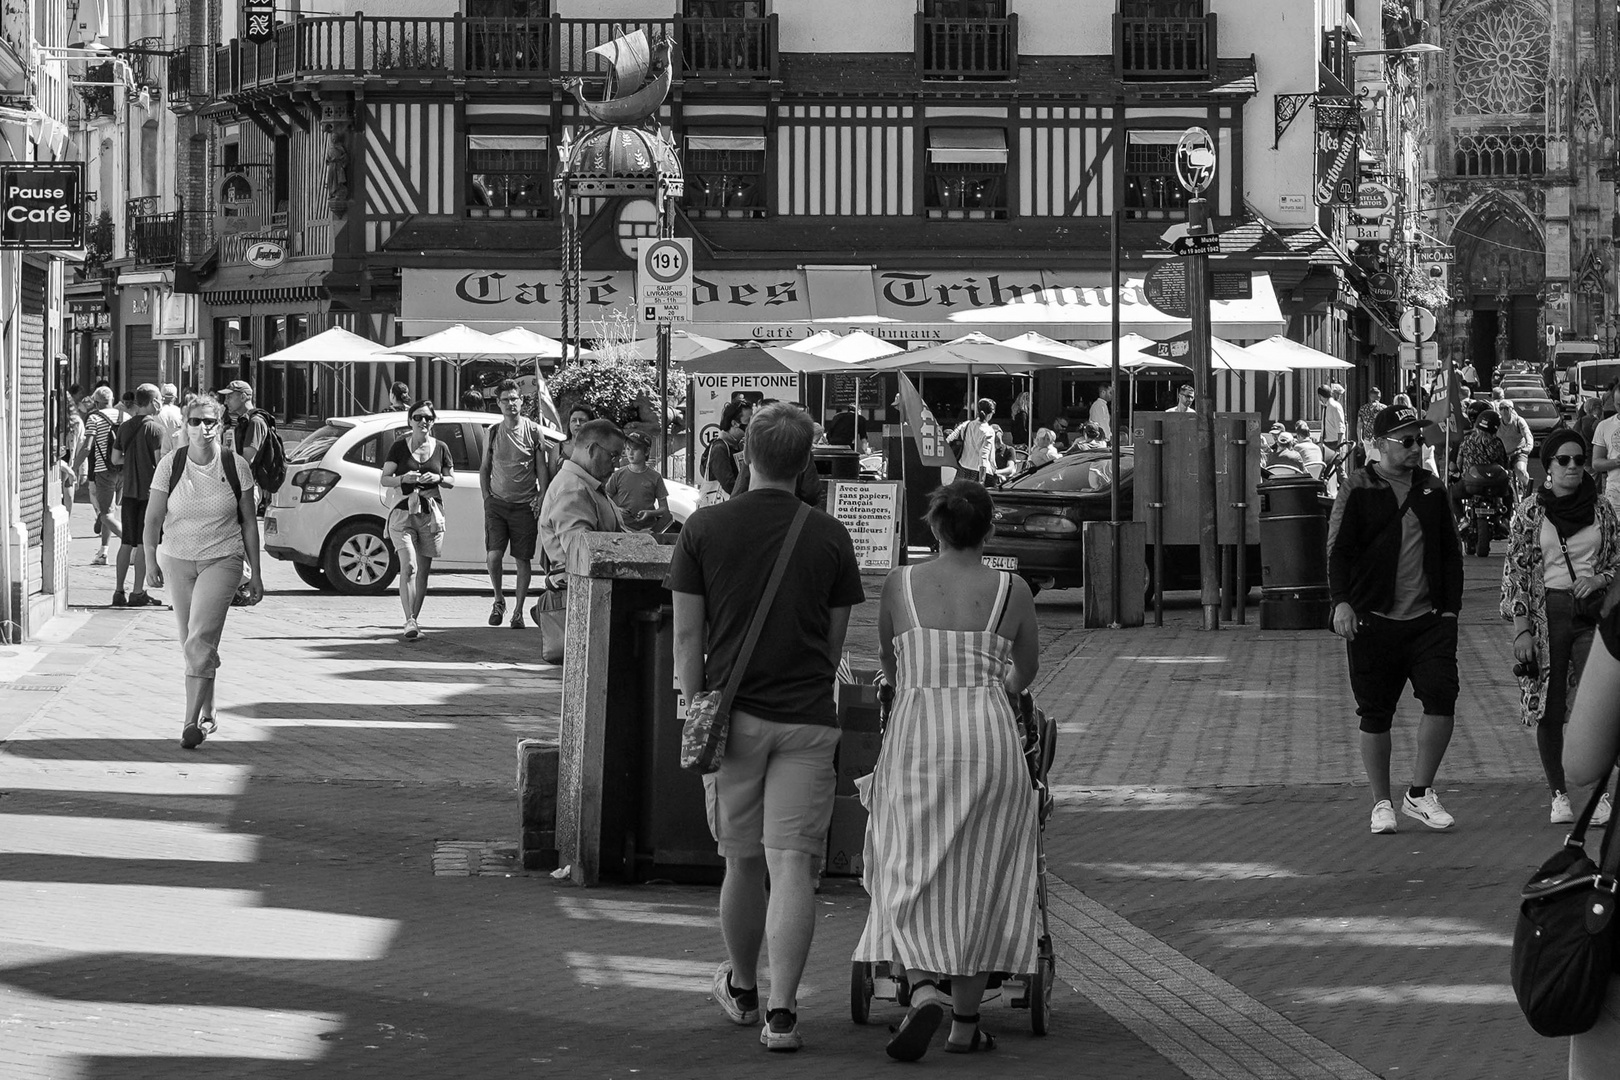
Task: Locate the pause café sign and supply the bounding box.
[0,164,84,250]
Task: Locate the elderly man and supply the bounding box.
[532,418,625,659]
[157,383,186,452]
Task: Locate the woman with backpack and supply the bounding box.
[142,395,263,750]
[948,398,998,484]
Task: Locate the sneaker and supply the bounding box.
[488,598,505,627]
[1552,792,1575,825]
[180,722,204,750]
[1596,793,1613,827]
[128,592,162,607]
[90,551,107,566]
[111,590,127,607]
[760,1008,802,1052]
[711,963,759,1026]
[510,609,526,629]
[1370,800,1397,834]
[403,618,420,641]
[1401,790,1455,830]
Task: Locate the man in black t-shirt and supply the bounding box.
[113,385,167,607]
[668,402,864,1052]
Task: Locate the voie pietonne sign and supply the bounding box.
[0,163,85,250]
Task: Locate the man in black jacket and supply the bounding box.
[1327,405,1465,835]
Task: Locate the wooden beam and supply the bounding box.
[239,102,276,139]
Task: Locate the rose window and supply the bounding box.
[1451,0,1549,116]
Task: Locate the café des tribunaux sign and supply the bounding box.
[0,163,85,250]
[400,266,1286,341]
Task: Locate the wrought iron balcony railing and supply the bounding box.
[916,13,1017,80]
[1115,13,1216,80]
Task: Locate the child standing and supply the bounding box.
[606,433,671,532]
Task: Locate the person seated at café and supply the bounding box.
[1027,428,1060,468]
[1050,416,1072,450]
[1291,421,1325,472]
[1264,432,1307,474]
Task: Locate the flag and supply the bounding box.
[895,372,955,468]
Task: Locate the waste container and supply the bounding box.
[1257,476,1332,630]
[812,446,862,482]
[631,606,724,885]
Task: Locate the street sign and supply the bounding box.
[1174,128,1217,196]
[0,163,85,250]
[1349,222,1393,242]
[1143,260,1190,319]
[636,237,692,324]
[1353,182,1396,221]
[1367,272,1399,303]
[1147,332,1194,362]
[1171,233,1221,256]
[1210,271,1252,301]
[1399,305,1437,343]
[243,0,276,43]
[1398,341,1441,370]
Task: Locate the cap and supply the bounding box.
[225,379,253,396]
[1268,421,1285,433]
[625,431,651,450]
[1373,405,1423,439]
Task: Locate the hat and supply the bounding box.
[1372,405,1423,439]
[625,431,651,451]
[1474,409,1500,432]
[1268,421,1285,433]
[225,379,253,396]
[1540,428,1587,470]
[1274,432,1295,447]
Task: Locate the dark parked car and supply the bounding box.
[981,449,1256,595]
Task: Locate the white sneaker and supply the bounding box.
[1595,793,1613,827]
[1401,790,1455,830]
[1370,800,1397,834]
[403,618,419,641]
[711,962,759,1026]
[1552,792,1575,825]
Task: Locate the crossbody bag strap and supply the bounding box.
[1372,478,1422,546]
[1555,529,1583,587]
[718,502,810,716]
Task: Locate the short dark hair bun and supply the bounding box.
[925,480,994,550]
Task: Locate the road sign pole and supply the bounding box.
[1189,196,1220,631]
[1109,208,1123,629]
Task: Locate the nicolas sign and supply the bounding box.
[0,163,85,250]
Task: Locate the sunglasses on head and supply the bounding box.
[1553,454,1588,467]
[1386,433,1425,448]
[186,417,220,428]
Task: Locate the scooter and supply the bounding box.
[1457,463,1512,558]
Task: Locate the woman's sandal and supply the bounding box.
[180,716,217,751]
[885,980,945,1061]
[943,1013,996,1054]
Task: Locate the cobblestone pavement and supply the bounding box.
[0,506,1568,1078]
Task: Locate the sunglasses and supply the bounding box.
[1386,434,1426,448]
[410,414,435,424]
[186,417,220,428]
[1553,454,1588,467]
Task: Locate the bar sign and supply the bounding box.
[244,0,275,43]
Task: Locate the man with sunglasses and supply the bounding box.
[1328,404,1465,835]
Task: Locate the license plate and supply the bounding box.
[982,555,1018,571]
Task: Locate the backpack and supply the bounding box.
[86,409,118,475]
[162,448,245,530]
[237,408,287,493]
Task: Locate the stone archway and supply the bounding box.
[1450,192,1545,379]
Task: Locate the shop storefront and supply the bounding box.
[64,281,112,393]
[115,277,159,391]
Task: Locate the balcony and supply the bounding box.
[916,13,1017,80]
[209,13,778,97]
[167,44,214,110]
[128,200,213,267]
[1115,13,1216,80]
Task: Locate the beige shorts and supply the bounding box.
[388,504,444,568]
[703,709,840,859]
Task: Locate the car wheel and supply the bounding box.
[323,520,397,595]
[294,563,336,591]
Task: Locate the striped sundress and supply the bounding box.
[853,568,1040,976]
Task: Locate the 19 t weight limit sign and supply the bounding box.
[637,238,693,324]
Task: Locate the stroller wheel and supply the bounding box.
[1030,936,1055,1036]
[850,961,874,1025]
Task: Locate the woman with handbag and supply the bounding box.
[948,398,997,483]
[854,480,1041,1060]
[141,394,262,750]
[380,400,454,640]
[1502,428,1620,823]
[1560,600,1620,1076]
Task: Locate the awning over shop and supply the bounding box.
[686,127,767,151]
[927,128,1008,164]
[399,268,1287,342]
[468,134,549,151]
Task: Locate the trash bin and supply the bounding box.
[631,606,724,885]
[812,447,862,482]
[1257,476,1333,630]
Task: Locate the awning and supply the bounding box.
[1360,299,1402,355]
[805,265,879,321]
[927,128,1007,164]
[686,127,766,152]
[467,134,548,151]
[1126,130,1185,146]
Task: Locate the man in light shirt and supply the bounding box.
[1319,384,1346,453]
[1088,383,1113,440]
[1592,381,1620,506]
[157,383,186,452]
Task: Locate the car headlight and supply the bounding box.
[292,468,341,503]
[1023,514,1079,535]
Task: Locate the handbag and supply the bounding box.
[680,501,810,773]
[1556,532,1608,623]
[535,586,566,664]
[1511,769,1620,1037]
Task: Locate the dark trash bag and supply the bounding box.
[1512,775,1620,1037]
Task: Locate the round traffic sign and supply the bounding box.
[1398,305,1437,343]
[1174,128,1217,196]
[642,238,689,284]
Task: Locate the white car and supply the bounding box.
[265,410,697,594]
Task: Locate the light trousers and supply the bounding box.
[160,554,240,677]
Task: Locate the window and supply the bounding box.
[467,0,548,14]
[682,130,767,218]
[273,134,290,213]
[924,128,1008,220]
[433,422,479,470]
[466,135,551,218]
[923,0,1005,15]
[1122,130,1190,219]
[343,430,395,469]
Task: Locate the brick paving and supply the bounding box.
[0,506,1572,1077]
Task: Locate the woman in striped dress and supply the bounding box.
[855,480,1041,1060]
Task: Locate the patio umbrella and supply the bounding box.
[492,326,567,360]
[622,330,734,363]
[855,332,1055,374]
[383,323,536,360]
[787,329,903,363]
[258,326,392,364]
[1241,335,1356,370]
[680,345,853,375]
[1069,334,1189,371]
[998,331,1109,369]
[1134,335,1295,373]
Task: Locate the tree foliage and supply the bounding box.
[547,311,684,427]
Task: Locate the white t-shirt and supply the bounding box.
[953,419,995,471]
[156,402,186,453]
[1321,399,1346,444]
[150,449,255,562]
[1089,398,1112,439]
[1542,520,1599,590]
[1597,415,1620,507]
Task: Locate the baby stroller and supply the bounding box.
[850,680,1058,1035]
